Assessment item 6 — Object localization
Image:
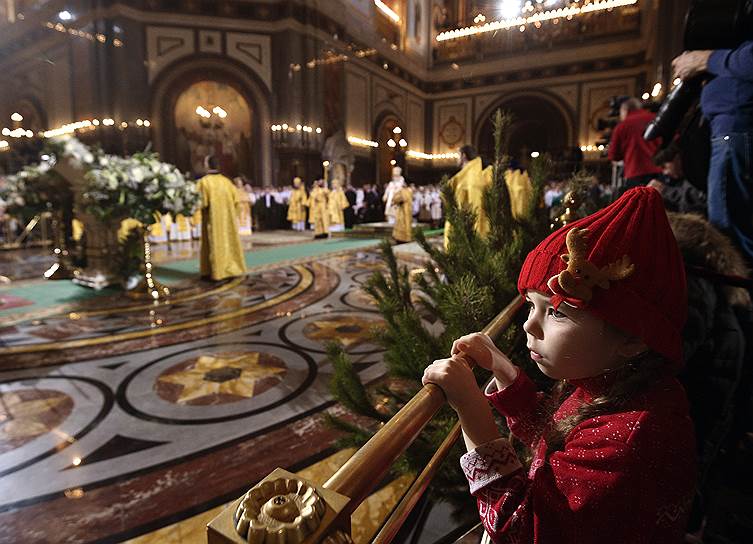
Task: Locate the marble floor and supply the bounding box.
[0,231,312,282]
[0,236,437,543]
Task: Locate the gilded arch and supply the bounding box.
[473,89,576,161]
[150,55,273,185]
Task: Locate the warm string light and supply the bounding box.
[374,0,400,23]
[406,150,460,160]
[43,21,124,47]
[436,0,638,42]
[36,118,150,138]
[271,123,322,134]
[43,120,95,138]
[580,144,606,152]
[0,141,9,151]
[347,136,379,148]
[1,127,34,138]
[306,53,348,68]
[289,48,376,72]
[353,48,378,58]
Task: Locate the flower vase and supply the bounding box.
[44,210,76,280]
[125,228,170,301]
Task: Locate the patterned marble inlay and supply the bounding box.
[302,314,385,349]
[0,245,434,543]
[155,351,287,405]
[0,389,73,454]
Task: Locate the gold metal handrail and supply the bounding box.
[323,296,524,521]
[206,296,524,543]
[371,419,464,544]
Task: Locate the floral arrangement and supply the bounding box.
[83,151,198,225]
[0,161,67,220]
[2,136,197,230]
[49,136,98,169]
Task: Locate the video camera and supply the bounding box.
[644,0,753,143]
[594,95,630,150]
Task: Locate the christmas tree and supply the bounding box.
[326,110,552,510]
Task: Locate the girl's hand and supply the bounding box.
[422,353,501,450]
[451,333,519,388]
[422,354,481,412]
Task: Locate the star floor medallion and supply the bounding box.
[155,351,287,405]
[0,389,73,453]
[302,314,385,349]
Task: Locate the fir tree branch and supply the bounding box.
[326,341,386,421]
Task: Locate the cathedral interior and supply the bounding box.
[1,1,752,543]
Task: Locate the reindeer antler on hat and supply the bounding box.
[546,228,635,304]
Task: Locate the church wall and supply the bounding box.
[342,58,429,185]
[0,43,72,132]
[428,66,645,159]
[143,19,277,184]
[45,44,75,130]
[269,28,330,185]
[0,14,152,134]
[344,60,428,141]
[112,18,150,126]
[0,0,678,186]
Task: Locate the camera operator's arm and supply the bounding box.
[673,41,753,81]
[705,41,753,81]
[672,50,713,80]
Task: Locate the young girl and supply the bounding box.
[423,187,697,543]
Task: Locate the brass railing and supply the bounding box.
[325,297,523,516]
[208,296,524,543]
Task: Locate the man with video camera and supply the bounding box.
[608,97,663,194]
[673,40,753,263]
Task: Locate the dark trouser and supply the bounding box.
[620,174,658,195]
[708,132,753,264]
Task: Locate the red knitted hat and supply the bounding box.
[518,187,687,368]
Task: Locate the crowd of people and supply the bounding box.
[228,167,445,235]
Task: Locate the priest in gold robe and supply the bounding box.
[234,177,253,236]
[391,180,414,243]
[444,145,484,249]
[504,165,534,220]
[307,179,330,239]
[328,178,349,232]
[287,177,308,231]
[198,156,247,280]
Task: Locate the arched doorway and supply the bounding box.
[173,81,253,178]
[8,97,46,133]
[475,93,574,166]
[374,113,405,187]
[151,56,272,185]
